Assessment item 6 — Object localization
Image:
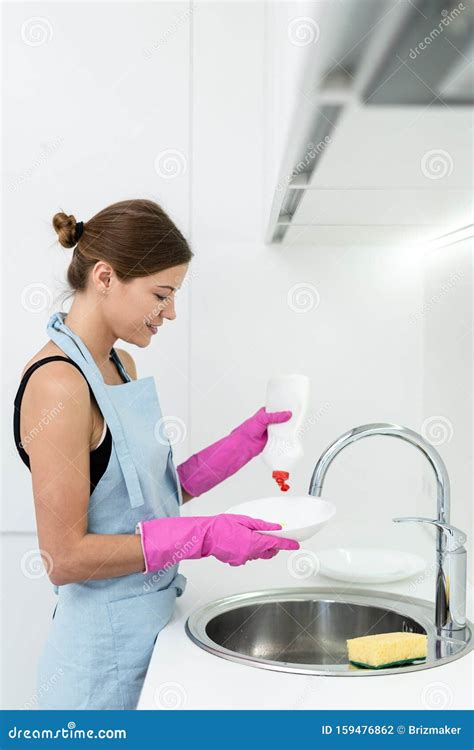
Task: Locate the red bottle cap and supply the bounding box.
[272,470,290,492]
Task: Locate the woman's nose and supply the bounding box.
[161,298,176,320]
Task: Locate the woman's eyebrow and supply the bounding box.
[153,284,176,291]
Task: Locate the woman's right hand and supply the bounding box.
[137,513,300,573]
[201,513,300,566]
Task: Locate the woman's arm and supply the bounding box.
[181,486,193,504]
[49,533,145,584]
[22,361,146,586]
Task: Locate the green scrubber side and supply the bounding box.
[349,657,427,670]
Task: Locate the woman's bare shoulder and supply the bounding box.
[20,341,71,379]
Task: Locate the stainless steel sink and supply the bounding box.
[186,423,472,676]
[185,587,473,676]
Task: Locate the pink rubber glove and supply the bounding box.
[176,407,292,498]
[136,513,300,572]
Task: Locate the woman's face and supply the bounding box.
[100,263,189,347]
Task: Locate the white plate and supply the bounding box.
[318,547,427,583]
[226,495,336,542]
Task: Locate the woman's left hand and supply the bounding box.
[176,407,292,498]
[229,406,293,453]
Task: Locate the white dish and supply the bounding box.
[318,547,427,583]
[226,495,336,542]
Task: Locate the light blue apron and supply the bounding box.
[37,311,187,709]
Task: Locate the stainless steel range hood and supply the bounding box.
[266,0,474,245]
[362,0,474,106]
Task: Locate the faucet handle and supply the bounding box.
[393,516,467,552]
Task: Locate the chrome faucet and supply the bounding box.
[308,423,467,638]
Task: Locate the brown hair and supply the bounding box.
[53,199,193,300]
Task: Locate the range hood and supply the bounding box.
[266,0,474,245]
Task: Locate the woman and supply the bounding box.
[13,199,299,710]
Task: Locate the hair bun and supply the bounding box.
[52,211,83,248]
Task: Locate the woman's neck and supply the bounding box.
[63,295,116,369]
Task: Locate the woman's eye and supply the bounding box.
[154,294,167,301]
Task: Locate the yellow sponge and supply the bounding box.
[346,631,427,669]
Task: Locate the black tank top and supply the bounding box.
[13,354,127,496]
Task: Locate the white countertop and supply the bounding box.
[138,548,473,710]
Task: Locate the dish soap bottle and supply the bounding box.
[262,373,310,492]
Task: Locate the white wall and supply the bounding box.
[421,234,473,565]
[1,1,471,709]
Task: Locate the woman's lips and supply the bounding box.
[146,322,158,335]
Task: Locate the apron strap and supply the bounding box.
[46,312,145,508]
[110,348,131,383]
